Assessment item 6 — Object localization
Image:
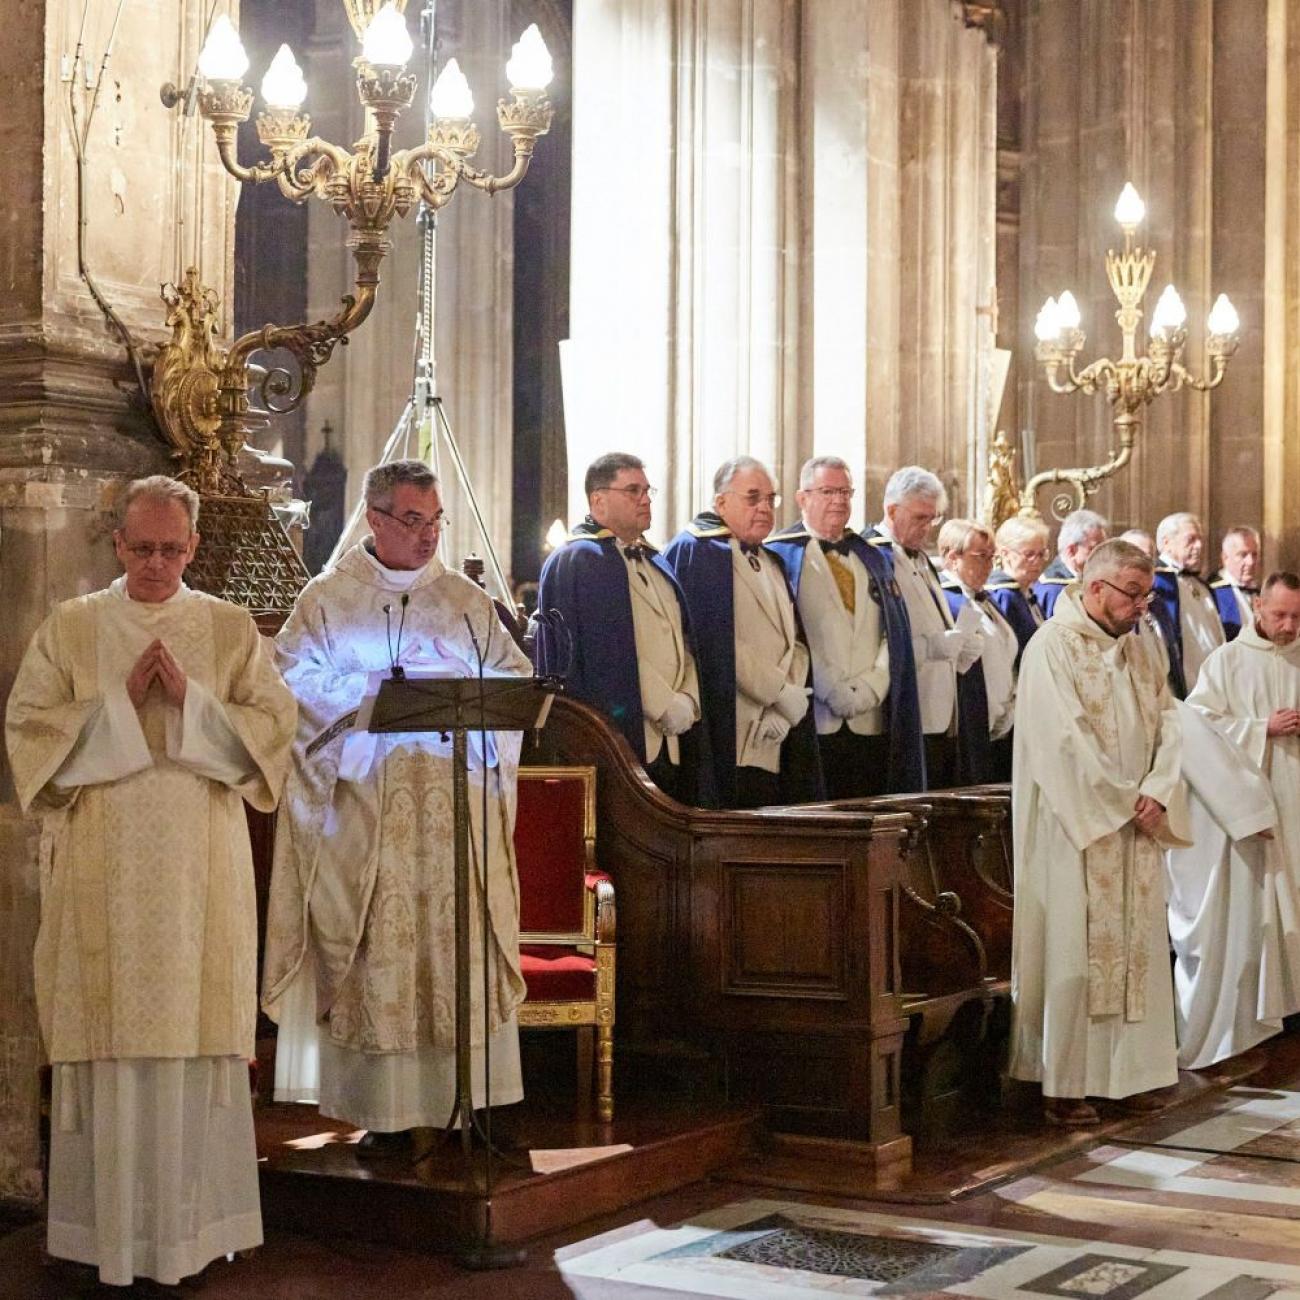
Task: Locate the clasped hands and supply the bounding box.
[126,640,187,708]
[1132,794,1165,836]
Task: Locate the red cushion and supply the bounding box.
[520,945,597,1002]
[515,775,590,934]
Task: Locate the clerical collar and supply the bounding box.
[359,539,442,589]
[110,574,190,606]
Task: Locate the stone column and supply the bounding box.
[0,0,236,1202]
[568,0,997,540]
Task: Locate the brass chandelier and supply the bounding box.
[151,0,554,499]
[987,183,1240,526]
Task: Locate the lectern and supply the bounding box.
[367,673,554,1265]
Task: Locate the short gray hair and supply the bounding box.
[995,515,1049,550]
[713,455,771,497]
[798,455,850,490]
[1155,511,1203,551]
[117,475,199,530]
[1118,528,1156,559]
[1082,538,1154,583]
[364,459,439,510]
[1222,524,1260,549]
[937,518,993,558]
[1058,508,1108,553]
[882,466,947,512]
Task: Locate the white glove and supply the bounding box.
[657,692,697,737]
[925,628,968,662]
[956,631,985,674]
[773,682,811,725]
[824,680,859,719]
[757,711,792,746]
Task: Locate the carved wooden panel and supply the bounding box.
[721,862,846,998]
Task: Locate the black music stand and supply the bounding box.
[367,673,553,1266]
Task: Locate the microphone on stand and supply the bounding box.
[384,597,408,680]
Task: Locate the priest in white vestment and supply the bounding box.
[263,459,531,1152]
[1009,539,1189,1128]
[4,475,296,1288]
[1168,572,1300,1067]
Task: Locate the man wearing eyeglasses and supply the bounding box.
[767,456,924,796]
[5,475,297,1289]
[664,456,823,808]
[1153,512,1225,694]
[264,459,533,1156]
[1010,539,1189,1129]
[537,452,712,805]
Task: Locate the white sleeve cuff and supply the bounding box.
[166,679,258,786]
[52,686,154,790]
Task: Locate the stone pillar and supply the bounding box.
[0,0,236,1201]
[568,0,997,540]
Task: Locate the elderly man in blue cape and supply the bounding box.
[537,451,713,805]
[865,467,985,789]
[1033,508,1108,618]
[663,455,824,808]
[1211,525,1263,642]
[1119,528,1188,698]
[766,455,924,796]
[1153,511,1225,695]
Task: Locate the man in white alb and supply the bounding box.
[5,475,296,1289]
[264,459,532,1152]
[1167,572,1300,1067]
[1009,539,1188,1128]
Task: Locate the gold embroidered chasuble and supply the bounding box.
[262,543,529,1056]
[4,581,296,1064]
[1008,584,1190,1099]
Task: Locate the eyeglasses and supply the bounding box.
[1098,578,1155,607]
[725,490,782,508]
[122,542,190,561]
[962,549,996,562]
[1007,547,1050,561]
[372,505,449,534]
[807,486,855,501]
[600,484,658,501]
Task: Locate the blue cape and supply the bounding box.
[940,584,994,784]
[1032,555,1074,619]
[1151,568,1194,699]
[537,524,716,806]
[662,513,825,807]
[766,524,926,793]
[985,569,1043,669]
[1210,578,1245,642]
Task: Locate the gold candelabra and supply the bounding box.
[150,0,553,497]
[992,182,1240,526]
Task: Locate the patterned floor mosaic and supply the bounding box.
[558,1087,1300,1298]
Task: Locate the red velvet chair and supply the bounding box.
[514,765,616,1122]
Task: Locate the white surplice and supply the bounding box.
[1165,702,1292,1069]
[1009,586,1189,1099]
[263,543,531,1128]
[4,578,296,1287]
[1170,625,1300,1064]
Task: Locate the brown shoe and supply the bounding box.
[1116,1088,1170,1115]
[1044,1096,1101,1128]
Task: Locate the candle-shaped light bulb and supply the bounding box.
[1206,293,1240,337]
[1055,290,1081,331]
[1034,296,1061,342]
[362,2,414,67]
[261,44,307,109]
[1114,182,1146,228]
[506,23,553,92]
[430,58,474,119]
[544,518,568,551]
[198,14,249,81]
[1149,284,1187,336]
